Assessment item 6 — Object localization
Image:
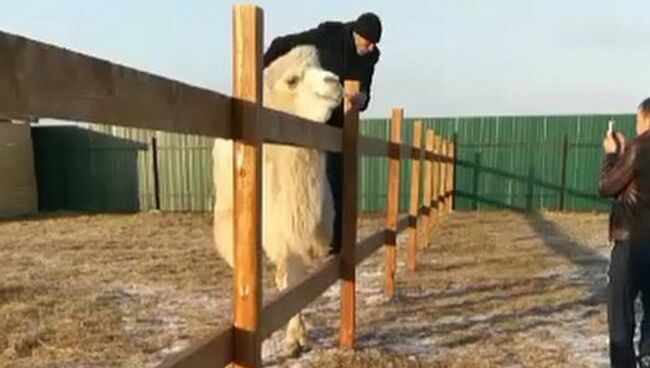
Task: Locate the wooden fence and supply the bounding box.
[0,4,456,367]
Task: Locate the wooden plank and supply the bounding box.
[0,31,343,153]
[430,152,452,163]
[0,30,233,138]
[441,140,448,212]
[446,140,454,212]
[232,5,263,368]
[260,107,342,152]
[340,81,360,349]
[431,134,439,211]
[157,325,233,368]
[399,144,425,160]
[260,256,340,339]
[384,108,402,298]
[450,137,457,211]
[440,139,448,211]
[429,131,436,219]
[422,130,434,246]
[406,120,422,271]
[436,135,445,212]
[400,144,412,159]
[417,147,425,160]
[359,135,389,157]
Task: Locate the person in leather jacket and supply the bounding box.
[599,97,650,367]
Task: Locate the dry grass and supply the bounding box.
[0,212,231,367]
[0,210,611,367]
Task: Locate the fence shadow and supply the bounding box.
[522,212,609,303]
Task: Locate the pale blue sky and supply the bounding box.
[1,0,649,118]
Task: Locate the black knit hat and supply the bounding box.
[353,12,382,43]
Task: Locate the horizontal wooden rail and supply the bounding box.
[0,30,345,153]
[400,144,411,158]
[358,138,455,161]
[260,256,340,339]
[359,136,389,157]
[0,30,233,138]
[412,146,425,159]
[261,108,342,152]
[427,152,454,163]
[261,209,419,339]
[158,324,233,368]
[399,144,442,160]
[0,30,459,159]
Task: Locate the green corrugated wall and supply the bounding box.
[32,114,635,213]
[32,126,147,212]
[33,125,214,212]
[360,114,635,212]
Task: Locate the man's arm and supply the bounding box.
[358,49,380,111]
[263,25,323,68]
[598,146,636,197]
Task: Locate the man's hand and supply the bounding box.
[345,92,368,111]
[603,130,626,154]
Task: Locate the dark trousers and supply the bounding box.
[608,241,650,367]
[326,152,342,254]
[326,105,344,255]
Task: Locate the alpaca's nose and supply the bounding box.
[324,75,339,84]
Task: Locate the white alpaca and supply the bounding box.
[212,45,342,355]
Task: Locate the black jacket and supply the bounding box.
[599,130,650,242]
[263,21,380,115]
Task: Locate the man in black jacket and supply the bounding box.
[264,12,382,253]
[599,97,650,367]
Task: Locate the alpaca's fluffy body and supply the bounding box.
[212,45,342,355]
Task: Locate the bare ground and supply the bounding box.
[0,210,611,367]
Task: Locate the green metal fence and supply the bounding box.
[32,126,147,212]
[360,114,635,212]
[33,125,215,212]
[32,114,634,213]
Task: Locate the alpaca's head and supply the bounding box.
[264,46,343,123]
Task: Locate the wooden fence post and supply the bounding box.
[446,140,453,213]
[431,133,440,215]
[429,131,440,228]
[440,137,449,215]
[407,120,422,271]
[340,80,360,349]
[151,136,161,211]
[451,134,457,211]
[438,138,444,212]
[232,5,263,367]
[384,108,402,298]
[422,129,434,245]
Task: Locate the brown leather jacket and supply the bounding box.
[599,130,650,242]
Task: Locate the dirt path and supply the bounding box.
[0,211,611,367]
